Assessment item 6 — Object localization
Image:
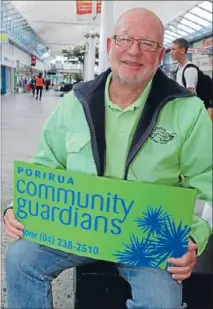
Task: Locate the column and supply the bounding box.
[83,43,89,81]
[84,31,97,81]
[98,1,115,74]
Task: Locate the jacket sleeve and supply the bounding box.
[4,97,68,215]
[180,103,212,255]
[31,101,67,169]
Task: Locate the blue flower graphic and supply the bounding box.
[113,234,159,267]
[152,218,190,268]
[135,205,168,240]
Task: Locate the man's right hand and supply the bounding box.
[4,209,24,240]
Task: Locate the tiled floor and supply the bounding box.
[1,90,75,308]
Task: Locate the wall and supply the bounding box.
[0,43,16,68]
[192,36,212,77]
[0,42,45,71]
[1,42,46,94]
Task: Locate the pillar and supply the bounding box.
[84,31,97,81]
[98,1,115,74]
[83,43,89,81]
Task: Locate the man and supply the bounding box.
[30,75,36,97]
[35,72,45,101]
[171,38,213,120]
[171,38,198,93]
[45,78,51,91]
[4,8,212,309]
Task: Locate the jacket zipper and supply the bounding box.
[76,90,193,179]
[124,93,193,180]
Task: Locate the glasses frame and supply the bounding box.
[112,35,162,52]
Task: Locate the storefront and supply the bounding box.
[15,62,34,92]
[0,56,16,95]
[192,36,212,77]
[1,42,45,95]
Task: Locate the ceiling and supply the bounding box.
[5,1,212,57]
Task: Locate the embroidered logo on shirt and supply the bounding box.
[150,127,177,144]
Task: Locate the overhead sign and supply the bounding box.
[202,37,213,49]
[31,55,36,66]
[188,48,210,54]
[96,0,101,14]
[13,161,196,269]
[76,0,92,15]
[76,0,101,16]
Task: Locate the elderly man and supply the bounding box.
[4,8,212,309]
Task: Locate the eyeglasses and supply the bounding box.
[112,35,162,52]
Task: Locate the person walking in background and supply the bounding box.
[170,38,198,93]
[35,73,45,101]
[171,38,213,115]
[23,77,28,93]
[45,78,51,91]
[30,75,36,97]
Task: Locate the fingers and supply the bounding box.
[6,215,24,229]
[168,263,195,282]
[5,221,23,239]
[168,251,196,267]
[167,241,197,283]
[168,259,195,280]
[171,273,191,281]
[168,264,193,275]
[4,209,24,240]
[5,227,21,240]
[188,239,198,251]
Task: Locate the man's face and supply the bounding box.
[170,43,185,61]
[107,11,165,85]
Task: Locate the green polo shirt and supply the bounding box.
[104,73,152,179]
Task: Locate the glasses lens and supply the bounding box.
[140,40,157,51]
[116,36,132,47]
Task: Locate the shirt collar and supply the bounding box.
[105,72,153,111]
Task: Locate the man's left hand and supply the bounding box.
[167,239,198,284]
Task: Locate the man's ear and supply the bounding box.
[107,37,112,56]
[181,47,186,55]
[159,47,166,64]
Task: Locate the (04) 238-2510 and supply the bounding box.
[23,229,99,255]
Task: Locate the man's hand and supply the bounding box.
[167,239,198,284]
[4,209,24,240]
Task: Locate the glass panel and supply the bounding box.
[164,38,171,43]
[165,33,176,41]
[184,12,211,27]
[165,30,180,38]
[198,1,213,12]
[180,18,203,31]
[191,6,212,21]
[169,25,189,36]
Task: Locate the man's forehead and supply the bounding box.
[114,9,164,43]
[116,22,161,41]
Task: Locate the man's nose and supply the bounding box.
[128,41,142,56]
